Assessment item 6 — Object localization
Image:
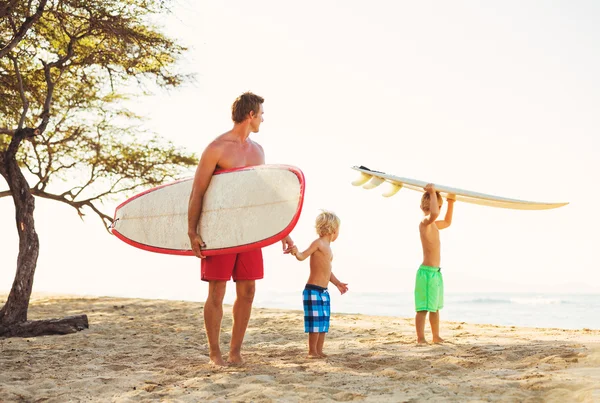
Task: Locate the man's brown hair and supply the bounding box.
[231,92,264,123]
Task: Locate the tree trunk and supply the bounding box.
[0,129,88,337]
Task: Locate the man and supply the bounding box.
[188,92,294,366]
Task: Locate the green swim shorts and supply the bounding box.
[414,265,444,312]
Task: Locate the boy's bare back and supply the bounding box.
[420,221,441,268]
[419,184,455,268]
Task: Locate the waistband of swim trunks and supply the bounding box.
[305,284,328,292]
[418,265,441,272]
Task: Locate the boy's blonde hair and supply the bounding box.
[420,191,443,213]
[315,210,341,237]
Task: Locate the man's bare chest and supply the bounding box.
[218,146,264,169]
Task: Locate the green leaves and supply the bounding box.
[1,0,196,229]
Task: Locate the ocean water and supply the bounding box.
[251,291,600,330]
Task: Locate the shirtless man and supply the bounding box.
[188,92,294,366]
[415,184,455,344]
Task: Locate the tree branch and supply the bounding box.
[0,315,88,337]
[0,129,15,136]
[37,37,76,135]
[29,189,113,231]
[0,0,19,20]
[8,54,29,130]
[0,0,48,60]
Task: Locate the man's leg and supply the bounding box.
[229,279,255,364]
[205,280,227,365]
[415,311,428,344]
[429,311,444,343]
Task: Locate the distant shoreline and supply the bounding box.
[3,290,600,331]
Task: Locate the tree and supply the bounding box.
[0,0,197,337]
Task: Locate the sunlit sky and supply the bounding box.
[2,1,599,303]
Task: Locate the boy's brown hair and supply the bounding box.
[420,191,443,213]
[231,92,264,123]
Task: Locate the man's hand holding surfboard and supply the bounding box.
[189,232,207,259]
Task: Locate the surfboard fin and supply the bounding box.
[363,176,385,189]
[351,172,373,186]
[382,182,403,197]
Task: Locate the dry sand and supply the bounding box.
[1,294,599,402]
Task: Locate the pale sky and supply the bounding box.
[1,1,599,303]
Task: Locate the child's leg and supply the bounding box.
[415,311,428,343]
[429,311,444,343]
[316,332,326,357]
[308,332,320,358]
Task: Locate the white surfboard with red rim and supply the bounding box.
[111,164,305,256]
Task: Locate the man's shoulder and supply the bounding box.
[248,138,264,150]
[205,133,233,151]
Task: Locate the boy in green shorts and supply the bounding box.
[415,184,455,344]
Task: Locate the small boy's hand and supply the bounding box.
[336,282,349,295]
[424,183,436,193]
[282,235,294,254]
[289,245,298,256]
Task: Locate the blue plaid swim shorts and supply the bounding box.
[303,284,330,333]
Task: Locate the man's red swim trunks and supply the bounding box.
[201,249,264,282]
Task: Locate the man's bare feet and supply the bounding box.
[227,351,244,366]
[318,353,328,358]
[417,339,428,346]
[209,353,227,366]
[433,337,445,344]
[307,352,322,359]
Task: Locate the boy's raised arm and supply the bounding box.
[421,184,440,226]
[436,198,455,230]
[291,239,320,261]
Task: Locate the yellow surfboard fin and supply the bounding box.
[363,176,385,189]
[382,182,403,197]
[351,172,372,186]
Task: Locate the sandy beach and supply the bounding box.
[1,293,599,402]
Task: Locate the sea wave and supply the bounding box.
[458,297,569,305]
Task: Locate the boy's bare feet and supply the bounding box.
[318,353,328,358]
[307,352,322,359]
[209,353,227,366]
[433,337,445,344]
[228,351,244,366]
[417,339,428,346]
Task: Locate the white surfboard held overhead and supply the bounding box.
[112,165,305,256]
[351,165,568,210]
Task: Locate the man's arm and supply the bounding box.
[281,235,295,253]
[330,272,348,295]
[188,143,221,258]
[291,240,320,261]
[436,198,455,230]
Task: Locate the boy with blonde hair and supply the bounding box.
[416,184,455,344]
[289,211,348,358]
